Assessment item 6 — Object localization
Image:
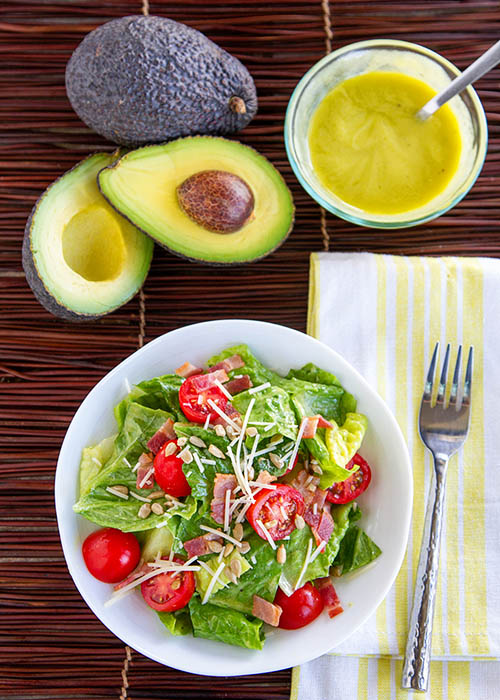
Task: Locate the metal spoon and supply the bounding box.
[417,39,500,120]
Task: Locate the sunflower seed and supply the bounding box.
[138,503,151,519]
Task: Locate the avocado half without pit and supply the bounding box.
[98,136,295,264]
[23,153,153,321]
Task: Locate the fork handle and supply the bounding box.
[401,455,449,692]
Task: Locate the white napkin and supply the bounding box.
[292,252,500,699]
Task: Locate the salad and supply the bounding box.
[74,344,381,650]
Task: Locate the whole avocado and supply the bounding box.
[65,15,258,146]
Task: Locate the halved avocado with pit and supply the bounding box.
[23,153,153,321]
[97,136,294,264]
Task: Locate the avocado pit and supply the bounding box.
[177,170,255,234]
[62,204,125,282]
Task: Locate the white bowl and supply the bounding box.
[55,319,412,676]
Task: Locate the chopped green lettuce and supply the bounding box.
[74,403,196,531]
[114,374,183,430]
[333,524,381,575]
[157,609,192,636]
[232,386,298,441]
[140,526,175,562]
[208,344,278,387]
[189,594,264,650]
[209,530,282,613]
[78,435,116,497]
[286,362,341,387]
[278,503,360,596]
[195,549,251,599]
[325,413,368,469]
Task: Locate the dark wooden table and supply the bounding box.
[1,1,500,698]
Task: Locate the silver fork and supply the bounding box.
[401,342,473,692]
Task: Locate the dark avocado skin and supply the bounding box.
[22,153,151,322]
[97,137,295,266]
[65,15,258,147]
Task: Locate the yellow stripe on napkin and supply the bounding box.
[307,252,491,657]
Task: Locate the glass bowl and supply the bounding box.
[284,39,488,229]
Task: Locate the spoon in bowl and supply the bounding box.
[417,39,500,120]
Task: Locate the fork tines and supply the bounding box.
[423,342,473,408]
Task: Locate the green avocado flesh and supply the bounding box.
[98,137,295,264]
[23,153,153,319]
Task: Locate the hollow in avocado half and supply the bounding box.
[97,137,295,265]
[23,153,153,321]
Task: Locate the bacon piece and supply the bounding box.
[301,415,334,439]
[211,473,237,524]
[213,473,237,499]
[113,561,148,591]
[291,470,320,507]
[209,354,245,373]
[136,452,155,489]
[255,470,276,485]
[184,533,223,558]
[305,503,335,546]
[191,369,229,392]
[146,418,176,454]
[225,375,253,395]
[315,577,343,618]
[175,361,202,378]
[252,595,282,627]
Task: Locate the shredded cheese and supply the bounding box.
[129,491,151,503]
[202,561,226,604]
[294,538,313,590]
[247,481,277,490]
[309,540,327,564]
[235,397,255,492]
[192,451,205,474]
[201,458,216,465]
[203,414,211,430]
[286,418,308,476]
[106,486,129,500]
[256,519,276,549]
[248,382,271,394]
[199,524,242,547]
[227,445,252,498]
[253,439,284,459]
[132,460,141,473]
[214,379,233,400]
[223,488,231,531]
[138,467,155,489]
[207,399,241,431]
[104,560,201,606]
[122,456,132,469]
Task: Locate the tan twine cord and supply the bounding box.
[119,1,149,694]
[320,0,332,252]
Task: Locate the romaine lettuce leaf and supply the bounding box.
[325,413,368,469]
[209,529,282,613]
[286,362,341,387]
[79,435,116,497]
[114,374,183,430]
[157,609,192,636]
[208,344,278,387]
[333,524,381,575]
[232,386,298,441]
[195,549,251,599]
[189,594,264,650]
[278,503,360,596]
[74,403,196,531]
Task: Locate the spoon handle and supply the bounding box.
[417,39,500,120]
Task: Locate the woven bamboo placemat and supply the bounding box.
[1,1,500,698]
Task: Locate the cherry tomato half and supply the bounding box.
[179,374,228,424]
[141,556,195,612]
[82,528,140,584]
[274,582,324,629]
[247,484,305,541]
[326,453,372,505]
[153,440,191,498]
